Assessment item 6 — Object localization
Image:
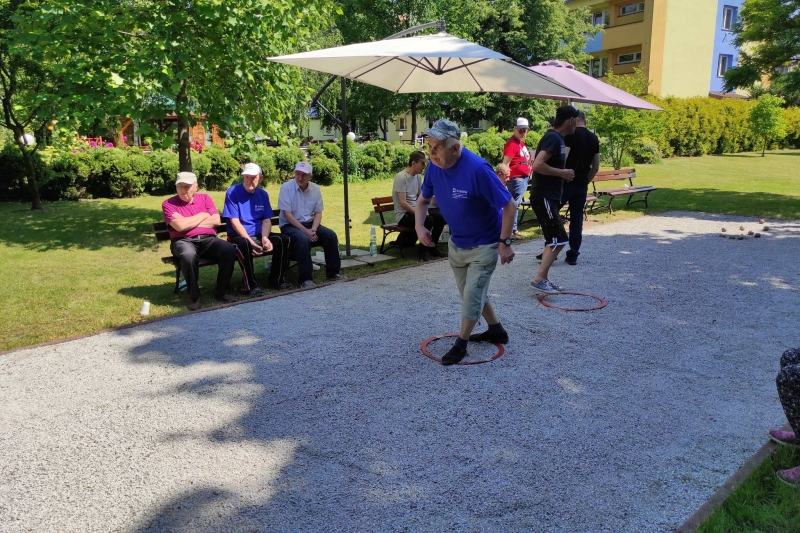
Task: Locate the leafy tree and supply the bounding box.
[749,93,786,155]
[0,0,67,209]
[724,0,800,96]
[588,67,663,169]
[334,0,597,137]
[19,0,330,173]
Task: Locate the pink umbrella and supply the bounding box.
[526,60,661,110]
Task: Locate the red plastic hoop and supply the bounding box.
[537,291,608,312]
[421,333,505,365]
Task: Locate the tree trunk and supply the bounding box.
[175,78,192,172]
[18,143,42,210]
[762,138,767,156]
[410,98,419,142]
[379,118,388,141]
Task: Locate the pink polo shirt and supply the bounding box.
[162,193,219,240]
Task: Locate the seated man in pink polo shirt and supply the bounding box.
[162,172,240,310]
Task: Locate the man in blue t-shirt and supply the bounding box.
[416,119,517,366]
[223,163,292,295]
[529,105,579,295]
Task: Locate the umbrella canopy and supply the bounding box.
[527,60,662,110]
[269,34,581,99]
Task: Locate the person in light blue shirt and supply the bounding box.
[416,119,517,366]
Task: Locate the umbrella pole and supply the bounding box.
[341,77,352,257]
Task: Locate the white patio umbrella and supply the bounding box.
[269,33,581,98]
[268,27,582,254]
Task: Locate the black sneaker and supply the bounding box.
[441,345,467,366]
[427,247,443,258]
[565,256,578,266]
[249,288,263,297]
[535,253,543,261]
[468,330,509,344]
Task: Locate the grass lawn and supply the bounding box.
[697,445,800,533]
[0,149,797,353]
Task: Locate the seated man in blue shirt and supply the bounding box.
[223,163,292,295]
[416,120,517,366]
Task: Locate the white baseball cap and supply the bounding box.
[175,172,198,185]
[295,161,313,174]
[241,162,262,176]
[516,117,529,128]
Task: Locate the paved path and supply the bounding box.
[2,212,798,533]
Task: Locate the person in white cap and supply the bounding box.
[223,162,292,295]
[277,161,346,288]
[162,171,239,310]
[502,117,533,236]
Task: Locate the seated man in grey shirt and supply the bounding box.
[392,150,445,260]
[278,161,346,288]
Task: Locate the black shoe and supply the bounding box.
[442,345,467,366]
[417,250,433,261]
[535,253,543,261]
[249,288,263,297]
[565,256,578,266]
[427,247,443,258]
[468,330,509,344]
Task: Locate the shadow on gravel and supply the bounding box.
[115,219,800,533]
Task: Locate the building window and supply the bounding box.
[722,6,738,30]
[619,2,645,16]
[322,125,333,136]
[617,51,642,64]
[588,57,609,78]
[396,117,407,131]
[592,10,610,27]
[717,54,733,77]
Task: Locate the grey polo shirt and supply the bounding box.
[392,170,421,223]
[278,180,324,227]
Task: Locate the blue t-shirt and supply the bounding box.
[530,130,567,202]
[223,184,275,237]
[421,148,512,248]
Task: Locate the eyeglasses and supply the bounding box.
[517,128,529,133]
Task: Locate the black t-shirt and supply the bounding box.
[564,127,600,184]
[530,130,566,202]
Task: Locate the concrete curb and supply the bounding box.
[0,256,445,358]
[675,423,791,533]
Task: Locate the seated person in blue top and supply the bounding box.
[223,163,292,295]
[278,161,347,289]
[415,119,517,366]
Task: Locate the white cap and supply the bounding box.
[516,117,529,128]
[175,172,198,185]
[295,161,313,174]
[241,162,262,176]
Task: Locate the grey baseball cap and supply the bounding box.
[423,119,460,141]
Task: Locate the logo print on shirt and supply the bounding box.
[452,187,468,200]
[255,205,264,211]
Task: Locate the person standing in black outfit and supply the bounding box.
[528,105,578,294]
[561,112,601,265]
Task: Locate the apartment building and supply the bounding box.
[567,0,744,97]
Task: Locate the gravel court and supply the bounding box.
[1,211,798,533]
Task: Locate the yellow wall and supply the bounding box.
[650,0,717,96]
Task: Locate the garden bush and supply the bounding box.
[148,150,180,193]
[387,142,417,171]
[272,145,306,181]
[309,155,340,186]
[202,145,240,190]
[782,107,800,148]
[628,137,662,165]
[247,146,279,183]
[0,144,49,202]
[84,148,152,198]
[320,141,342,164]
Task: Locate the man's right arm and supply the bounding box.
[531,150,573,181]
[415,195,434,246]
[588,153,601,181]
[168,212,211,232]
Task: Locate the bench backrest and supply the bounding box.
[592,168,636,183]
[153,214,281,242]
[372,196,396,226]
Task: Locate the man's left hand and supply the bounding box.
[262,236,273,252]
[499,243,515,265]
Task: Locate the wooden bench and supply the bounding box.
[589,168,656,214]
[371,196,415,257]
[153,214,282,293]
[518,182,598,226]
